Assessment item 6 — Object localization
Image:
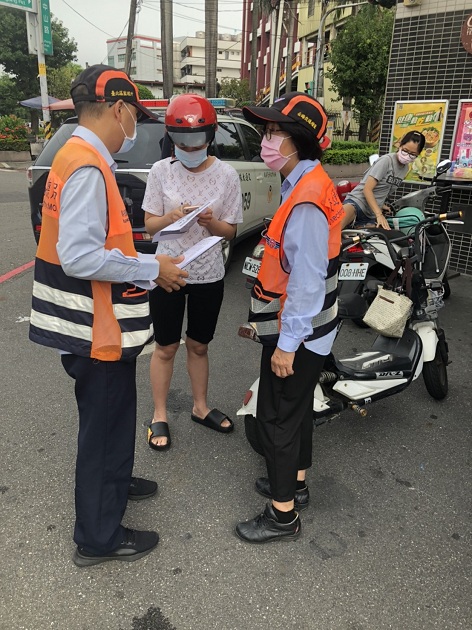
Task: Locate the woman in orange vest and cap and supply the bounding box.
[236,93,344,543]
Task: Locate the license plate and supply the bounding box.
[339,262,368,280]
[242,256,261,278]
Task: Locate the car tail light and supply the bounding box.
[26,167,33,187]
[133,232,152,241]
[243,390,253,406]
[34,225,41,233]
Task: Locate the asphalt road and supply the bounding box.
[0,169,471,630]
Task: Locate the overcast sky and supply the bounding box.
[49,0,244,68]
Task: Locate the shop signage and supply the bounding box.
[461,14,472,55]
[390,100,448,182]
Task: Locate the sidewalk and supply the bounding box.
[0,160,33,171]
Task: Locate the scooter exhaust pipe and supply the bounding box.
[348,402,368,417]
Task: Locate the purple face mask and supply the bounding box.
[260,134,296,171]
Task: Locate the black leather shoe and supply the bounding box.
[128,477,158,501]
[255,477,309,511]
[235,503,301,544]
[73,528,159,567]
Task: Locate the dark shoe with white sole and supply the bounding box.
[73,528,159,567]
[128,477,158,501]
[255,477,309,511]
[235,502,301,544]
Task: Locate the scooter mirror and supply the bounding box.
[436,160,452,175]
[369,154,380,166]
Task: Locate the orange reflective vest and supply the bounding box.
[249,163,343,346]
[29,137,153,361]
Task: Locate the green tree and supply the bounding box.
[136,84,154,99]
[326,5,394,141]
[0,75,23,118]
[47,62,83,100]
[0,7,78,98]
[218,78,251,107]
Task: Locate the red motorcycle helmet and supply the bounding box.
[165,94,217,148]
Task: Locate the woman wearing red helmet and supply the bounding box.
[142,94,243,449]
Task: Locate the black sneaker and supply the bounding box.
[128,477,158,501]
[73,528,159,567]
[235,503,301,544]
[255,477,309,511]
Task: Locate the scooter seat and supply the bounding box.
[335,328,422,379]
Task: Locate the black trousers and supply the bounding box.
[61,354,137,554]
[256,344,326,503]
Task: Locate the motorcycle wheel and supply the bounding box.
[422,346,448,400]
[443,275,451,300]
[244,414,264,456]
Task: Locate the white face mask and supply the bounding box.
[174,145,208,169]
[117,104,137,154]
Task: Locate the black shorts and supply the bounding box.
[149,280,224,346]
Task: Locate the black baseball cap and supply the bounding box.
[70,64,158,121]
[243,92,330,148]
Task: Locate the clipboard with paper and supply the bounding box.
[152,199,216,242]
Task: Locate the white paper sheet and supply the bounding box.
[152,198,217,242]
[176,236,224,268]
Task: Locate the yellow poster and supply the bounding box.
[390,100,448,182]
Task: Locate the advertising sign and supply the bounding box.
[450,100,472,179]
[390,100,448,182]
[0,0,35,10]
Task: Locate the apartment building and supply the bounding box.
[180,31,242,90]
[106,32,241,97]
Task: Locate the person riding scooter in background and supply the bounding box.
[341,130,426,230]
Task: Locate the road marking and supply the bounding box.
[0,260,35,284]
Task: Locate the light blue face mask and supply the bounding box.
[174,145,208,169]
[117,104,137,154]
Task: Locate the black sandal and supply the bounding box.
[190,409,234,434]
[147,422,171,451]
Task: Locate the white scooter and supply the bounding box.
[237,210,461,450]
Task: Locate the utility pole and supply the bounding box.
[160,0,174,98]
[125,0,138,76]
[269,0,285,105]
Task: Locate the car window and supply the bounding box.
[239,123,262,161]
[35,118,166,169]
[214,122,245,161]
[115,120,165,167]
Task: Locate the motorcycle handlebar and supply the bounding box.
[439,210,463,221]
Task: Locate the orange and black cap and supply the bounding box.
[70,64,158,121]
[243,92,330,148]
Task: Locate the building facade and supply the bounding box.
[106,32,242,97]
[107,35,163,84]
[381,0,472,275]
[180,31,242,90]
[240,0,300,102]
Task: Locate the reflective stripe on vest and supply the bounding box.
[248,164,343,346]
[29,138,153,361]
